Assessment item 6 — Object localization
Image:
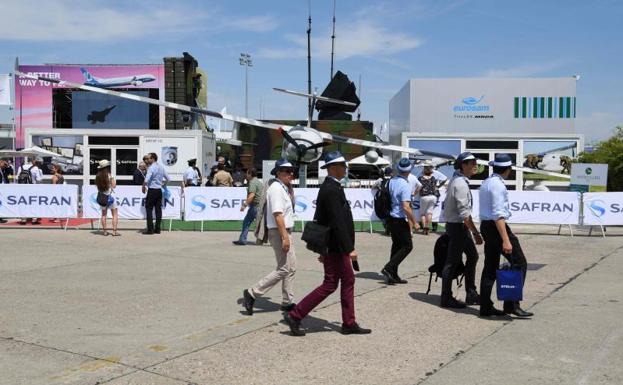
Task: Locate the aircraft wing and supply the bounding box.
[14,66,455,160]
[475,159,571,179]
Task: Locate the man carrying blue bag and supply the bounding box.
[479,153,533,318]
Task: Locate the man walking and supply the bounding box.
[284,152,371,336]
[242,159,297,315]
[381,158,417,285]
[234,168,262,245]
[142,152,170,235]
[479,153,533,318]
[17,157,43,225]
[440,152,481,308]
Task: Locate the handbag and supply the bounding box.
[301,221,330,255]
[96,192,110,207]
[496,266,524,301]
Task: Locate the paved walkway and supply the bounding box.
[0,225,621,384]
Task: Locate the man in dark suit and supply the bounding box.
[284,151,371,336]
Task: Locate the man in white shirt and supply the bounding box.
[183,158,200,187]
[242,159,297,315]
[17,157,43,225]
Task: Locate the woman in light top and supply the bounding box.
[95,159,120,236]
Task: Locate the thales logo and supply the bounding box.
[588,200,606,218]
[453,95,490,112]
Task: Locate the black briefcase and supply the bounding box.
[301,221,330,255]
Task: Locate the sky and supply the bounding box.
[0,0,621,143]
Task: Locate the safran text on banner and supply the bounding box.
[82,185,181,219]
[0,184,78,218]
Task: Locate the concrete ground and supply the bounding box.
[0,224,621,385]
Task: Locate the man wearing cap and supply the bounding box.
[183,158,200,187]
[381,158,417,285]
[441,152,481,308]
[284,151,371,336]
[142,152,170,235]
[479,154,533,318]
[242,159,297,315]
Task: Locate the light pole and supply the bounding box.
[239,53,252,117]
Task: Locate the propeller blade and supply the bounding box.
[306,141,331,151]
[273,87,357,107]
[278,127,298,147]
[475,159,570,179]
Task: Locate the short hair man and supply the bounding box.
[381,158,418,285]
[479,153,533,318]
[233,168,262,245]
[17,157,43,225]
[284,151,371,336]
[440,152,481,308]
[141,152,170,235]
[242,159,297,315]
[183,159,200,187]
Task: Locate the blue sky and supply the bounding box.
[0,0,621,142]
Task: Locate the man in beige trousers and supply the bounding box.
[242,159,297,315]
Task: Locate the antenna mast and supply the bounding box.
[307,0,313,124]
[330,0,336,79]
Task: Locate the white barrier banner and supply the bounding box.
[583,192,623,225]
[184,187,247,221]
[82,186,182,219]
[181,186,581,226]
[0,184,78,218]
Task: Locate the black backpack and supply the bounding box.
[17,166,33,184]
[426,233,465,294]
[373,178,392,220]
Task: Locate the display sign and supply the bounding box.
[582,192,623,225]
[141,136,197,179]
[0,184,78,218]
[570,163,608,192]
[82,185,181,219]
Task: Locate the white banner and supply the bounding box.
[0,184,78,218]
[82,186,181,219]
[0,74,11,106]
[583,192,623,225]
[182,187,581,225]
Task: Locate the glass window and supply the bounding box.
[116,149,138,176]
[89,148,111,176]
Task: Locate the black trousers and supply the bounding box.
[145,188,163,231]
[384,217,413,277]
[480,220,528,312]
[442,222,479,298]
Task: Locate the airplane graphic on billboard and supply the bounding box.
[80,67,156,88]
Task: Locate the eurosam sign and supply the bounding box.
[570,163,608,192]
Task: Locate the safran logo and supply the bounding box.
[588,200,606,218]
[294,195,309,214]
[191,195,208,212]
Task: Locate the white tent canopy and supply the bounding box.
[0,146,62,159]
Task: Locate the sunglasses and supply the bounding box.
[280,168,295,174]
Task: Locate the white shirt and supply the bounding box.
[183,166,199,185]
[479,174,511,220]
[18,164,42,184]
[407,173,422,195]
[265,180,294,229]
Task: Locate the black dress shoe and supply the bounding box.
[242,289,255,315]
[142,230,154,235]
[232,240,246,245]
[341,323,372,335]
[394,274,408,284]
[480,307,506,317]
[465,289,481,305]
[506,307,533,317]
[154,229,161,234]
[381,268,396,285]
[440,297,467,309]
[283,312,305,336]
[0,219,7,223]
[280,303,296,312]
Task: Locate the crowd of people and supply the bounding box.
[237,150,533,337]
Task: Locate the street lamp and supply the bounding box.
[239,53,252,117]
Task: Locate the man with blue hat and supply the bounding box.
[284,151,370,336]
[381,157,417,285]
[242,158,297,316]
[441,152,482,308]
[479,153,533,318]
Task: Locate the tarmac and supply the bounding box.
[0,224,622,385]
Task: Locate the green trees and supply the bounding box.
[579,126,623,191]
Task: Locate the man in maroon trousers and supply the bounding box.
[284,151,371,336]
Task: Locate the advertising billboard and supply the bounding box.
[15,64,165,148]
[141,136,198,179]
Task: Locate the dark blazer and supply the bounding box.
[313,177,355,254]
[132,169,145,185]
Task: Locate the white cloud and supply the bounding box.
[0,0,278,42]
[575,111,623,143]
[257,20,423,61]
[483,62,565,77]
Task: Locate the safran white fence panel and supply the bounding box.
[0,184,78,218]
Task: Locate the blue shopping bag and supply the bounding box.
[496,268,523,301]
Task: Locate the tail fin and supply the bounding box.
[80,67,94,83]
